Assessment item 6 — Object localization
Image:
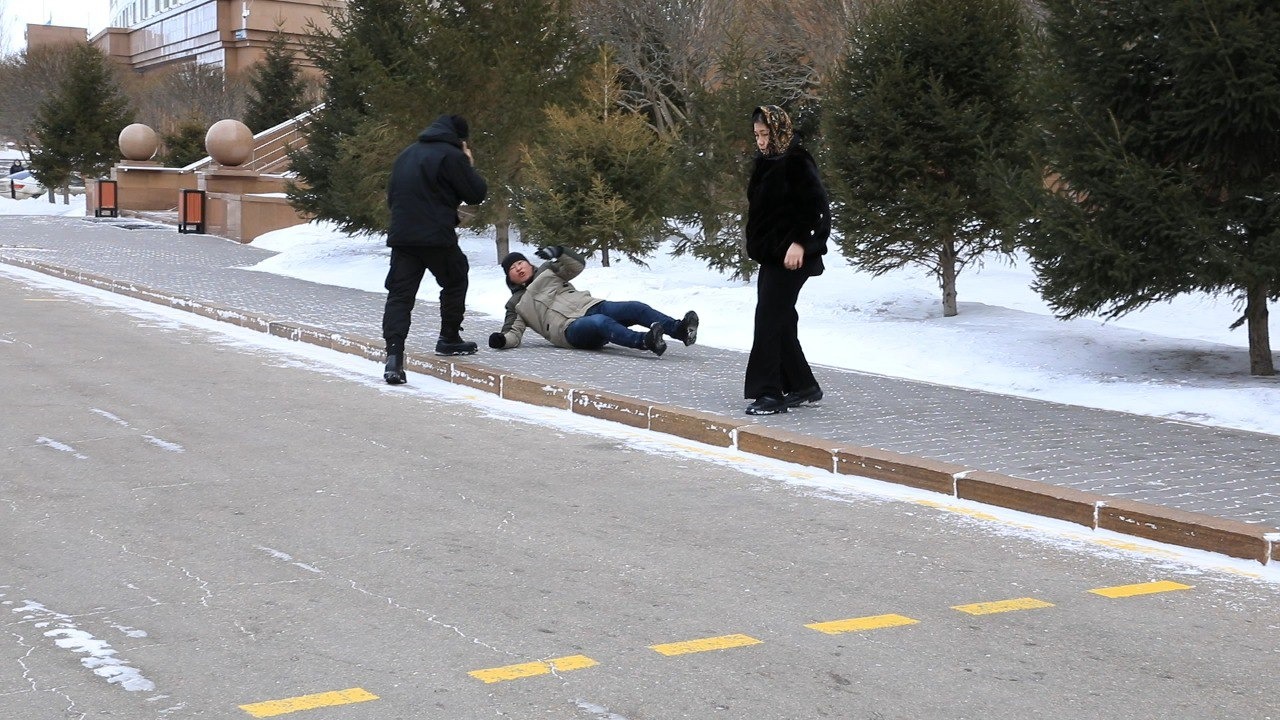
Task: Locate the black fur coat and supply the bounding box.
[744,145,831,274]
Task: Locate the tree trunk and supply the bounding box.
[492,198,510,262]
[493,221,510,262]
[940,239,958,317]
[1246,281,1275,376]
[601,246,611,267]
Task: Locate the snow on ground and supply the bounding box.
[247,219,1280,437]
[0,194,86,216]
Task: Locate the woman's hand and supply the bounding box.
[784,242,805,270]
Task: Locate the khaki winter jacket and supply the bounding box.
[498,251,604,349]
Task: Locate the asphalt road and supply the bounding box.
[2,274,1278,720]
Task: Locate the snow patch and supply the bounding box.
[91,408,131,427]
[142,435,185,453]
[35,436,87,459]
[574,700,632,719]
[257,545,324,574]
[13,601,156,692]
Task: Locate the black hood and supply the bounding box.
[418,114,468,146]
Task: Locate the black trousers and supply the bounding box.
[744,263,817,399]
[382,244,470,354]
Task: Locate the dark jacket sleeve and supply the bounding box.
[784,151,831,255]
[547,249,586,282]
[499,291,527,348]
[440,153,488,206]
[744,148,830,266]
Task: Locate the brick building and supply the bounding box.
[74,0,342,76]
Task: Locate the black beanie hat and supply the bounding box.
[501,252,528,278]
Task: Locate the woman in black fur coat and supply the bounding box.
[742,105,831,416]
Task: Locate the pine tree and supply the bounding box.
[518,49,672,266]
[243,29,309,133]
[288,0,584,247]
[575,2,831,280]
[823,0,1032,316]
[664,29,770,280]
[287,0,435,234]
[1025,0,1280,375]
[30,43,133,203]
[160,116,209,168]
[426,0,587,260]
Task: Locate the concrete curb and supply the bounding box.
[7,256,1276,566]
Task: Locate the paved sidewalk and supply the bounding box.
[3,215,1279,534]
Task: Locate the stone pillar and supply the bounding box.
[197,119,307,242]
[109,123,198,213]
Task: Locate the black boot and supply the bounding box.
[435,330,478,356]
[783,385,823,407]
[745,394,788,415]
[676,310,699,346]
[643,322,667,357]
[384,352,406,385]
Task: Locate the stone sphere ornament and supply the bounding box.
[205,119,254,167]
[118,123,158,161]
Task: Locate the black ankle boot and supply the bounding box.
[435,334,478,356]
[745,394,788,415]
[643,322,667,357]
[783,385,823,407]
[384,352,406,385]
[676,311,699,346]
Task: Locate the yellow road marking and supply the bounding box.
[468,654,597,684]
[1220,567,1263,579]
[1090,580,1194,598]
[239,688,378,718]
[649,633,762,656]
[806,613,919,635]
[952,597,1055,615]
[1093,538,1181,558]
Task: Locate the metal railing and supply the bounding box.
[177,104,321,175]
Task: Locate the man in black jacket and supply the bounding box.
[382,114,488,384]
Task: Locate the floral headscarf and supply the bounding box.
[753,104,794,157]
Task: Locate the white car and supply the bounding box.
[0,170,29,196]
[8,171,86,199]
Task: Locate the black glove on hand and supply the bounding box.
[535,245,563,261]
[488,332,506,349]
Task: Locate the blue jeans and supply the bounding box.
[564,301,680,350]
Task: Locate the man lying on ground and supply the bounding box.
[489,246,697,357]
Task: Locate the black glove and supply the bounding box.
[535,245,563,261]
[488,332,506,349]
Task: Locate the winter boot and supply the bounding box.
[676,310,699,346]
[384,352,407,385]
[643,322,667,357]
[745,394,788,416]
[435,330,478,356]
[783,385,823,407]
